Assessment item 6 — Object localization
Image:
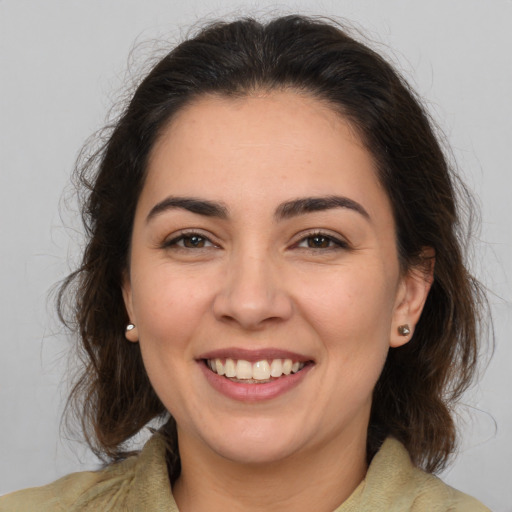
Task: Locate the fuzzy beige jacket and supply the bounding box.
[0,436,490,511]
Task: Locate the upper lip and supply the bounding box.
[197,347,314,363]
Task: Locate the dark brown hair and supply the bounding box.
[60,15,487,476]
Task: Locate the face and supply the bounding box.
[123,91,430,466]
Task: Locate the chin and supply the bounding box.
[200,419,308,465]
[214,439,301,466]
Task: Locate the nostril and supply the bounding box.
[212,288,294,330]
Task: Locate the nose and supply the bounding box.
[212,252,294,330]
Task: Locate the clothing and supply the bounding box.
[0,436,489,511]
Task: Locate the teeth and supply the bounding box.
[236,360,253,379]
[282,359,292,375]
[207,358,306,380]
[270,359,282,378]
[224,358,236,378]
[215,358,225,376]
[253,360,271,380]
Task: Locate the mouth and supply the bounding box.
[204,357,310,384]
[197,349,315,401]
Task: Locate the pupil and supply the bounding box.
[309,236,329,248]
[185,236,204,248]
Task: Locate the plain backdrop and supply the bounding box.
[1,1,510,510]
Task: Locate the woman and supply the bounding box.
[0,15,490,511]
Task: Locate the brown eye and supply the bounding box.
[182,235,207,248]
[307,235,332,248]
[163,232,215,250]
[295,232,348,251]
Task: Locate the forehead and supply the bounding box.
[142,91,390,221]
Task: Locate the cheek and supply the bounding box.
[132,271,213,415]
[131,267,214,354]
[297,262,397,357]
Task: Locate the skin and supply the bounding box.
[123,91,433,511]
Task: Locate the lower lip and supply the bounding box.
[199,361,313,402]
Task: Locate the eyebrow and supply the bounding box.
[275,196,370,221]
[146,195,370,223]
[146,196,229,222]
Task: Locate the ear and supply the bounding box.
[390,248,435,348]
[122,272,139,343]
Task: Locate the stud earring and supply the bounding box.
[126,324,135,332]
[397,324,411,336]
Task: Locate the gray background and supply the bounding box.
[1,1,510,510]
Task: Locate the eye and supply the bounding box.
[164,232,215,249]
[295,232,348,250]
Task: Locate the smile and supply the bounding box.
[206,358,306,382]
[198,348,314,401]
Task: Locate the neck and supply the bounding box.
[172,429,367,512]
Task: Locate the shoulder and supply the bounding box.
[0,456,138,512]
[404,464,490,512]
[0,435,177,512]
[345,437,491,512]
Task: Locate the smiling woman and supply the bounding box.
[124,93,414,480]
[0,15,490,512]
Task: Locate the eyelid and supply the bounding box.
[161,229,219,249]
[159,228,349,251]
[292,229,350,250]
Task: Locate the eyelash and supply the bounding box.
[162,230,349,252]
[294,231,349,251]
[163,231,216,250]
